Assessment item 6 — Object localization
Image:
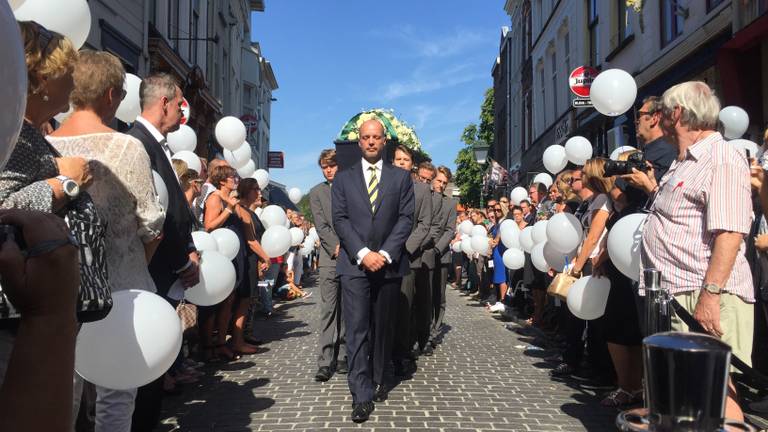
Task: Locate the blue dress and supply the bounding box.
[490,223,507,284]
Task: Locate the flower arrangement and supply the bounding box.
[337,109,424,154]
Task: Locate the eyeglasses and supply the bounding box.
[493,208,502,212]
[635,110,655,124]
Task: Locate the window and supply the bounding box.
[588,0,600,66]
[539,65,546,127]
[550,50,557,114]
[617,0,632,40]
[661,0,684,47]
[168,0,179,48]
[563,31,571,75]
[706,0,726,12]
[523,89,532,151]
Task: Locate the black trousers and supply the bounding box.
[394,269,416,360]
[341,274,400,403]
[411,266,433,350]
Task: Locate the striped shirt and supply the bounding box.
[640,132,754,302]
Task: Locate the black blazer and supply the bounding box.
[332,161,414,279]
[128,122,196,294]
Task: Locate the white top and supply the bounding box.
[581,193,612,259]
[135,116,174,168]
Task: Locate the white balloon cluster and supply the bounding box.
[252,169,270,189]
[223,142,252,169]
[542,136,593,175]
[510,187,528,206]
[719,106,749,140]
[288,187,303,204]
[167,125,197,153]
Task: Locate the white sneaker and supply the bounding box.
[489,302,506,313]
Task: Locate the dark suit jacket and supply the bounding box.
[128,122,196,294]
[405,181,433,269]
[332,161,414,279]
[309,181,339,268]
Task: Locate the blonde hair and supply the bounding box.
[662,81,720,130]
[70,50,125,110]
[19,21,78,96]
[555,169,577,202]
[583,158,614,195]
[617,149,640,161]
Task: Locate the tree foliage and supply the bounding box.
[453,88,494,207]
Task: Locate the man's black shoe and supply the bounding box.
[336,359,349,375]
[422,344,434,356]
[373,383,388,402]
[393,360,407,377]
[351,401,374,423]
[314,366,332,382]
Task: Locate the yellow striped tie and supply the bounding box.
[367,166,378,211]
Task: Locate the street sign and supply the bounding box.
[569,66,599,98]
[180,98,191,125]
[267,151,284,168]
[572,98,594,108]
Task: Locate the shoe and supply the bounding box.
[351,401,375,423]
[600,388,643,407]
[488,302,506,313]
[314,366,332,382]
[550,363,576,378]
[336,359,349,375]
[422,344,434,356]
[373,384,388,402]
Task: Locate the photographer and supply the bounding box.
[0,209,80,432]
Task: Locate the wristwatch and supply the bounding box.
[703,283,722,295]
[56,175,80,199]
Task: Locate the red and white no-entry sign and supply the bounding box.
[569,66,599,98]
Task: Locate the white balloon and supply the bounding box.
[54,104,74,124]
[531,242,549,272]
[9,0,26,11]
[167,124,197,154]
[284,217,292,228]
[565,136,593,165]
[114,73,142,124]
[731,139,760,159]
[519,226,535,253]
[76,290,182,390]
[308,227,318,239]
[533,173,553,188]
[532,220,548,244]
[288,187,303,204]
[567,276,611,320]
[211,228,240,260]
[15,0,91,49]
[460,234,469,241]
[254,207,263,217]
[262,225,292,257]
[152,171,168,211]
[451,241,462,253]
[499,219,517,234]
[289,227,305,246]
[300,243,314,257]
[500,223,520,249]
[260,205,286,229]
[191,231,218,252]
[171,150,201,174]
[252,169,270,190]
[502,248,525,270]
[720,106,749,139]
[590,69,637,117]
[609,146,637,161]
[236,159,256,178]
[546,212,583,253]
[543,241,577,272]
[471,235,491,256]
[185,250,236,306]
[471,224,487,237]
[215,116,247,151]
[461,237,474,256]
[543,145,568,174]
[459,220,474,236]
[607,213,647,281]
[223,142,252,169]
[510,187,529,206]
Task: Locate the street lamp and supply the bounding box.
[473,142,490,209]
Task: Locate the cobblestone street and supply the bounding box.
[156,278,618,431]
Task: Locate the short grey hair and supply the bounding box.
[661,81,720,130]
[641,96,663,114]
[139,73,180,110]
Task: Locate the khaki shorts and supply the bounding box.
[671,291,754,367]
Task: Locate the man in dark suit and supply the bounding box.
[429,166,457,348]
[332,119,414,423]
[127,73,199,432]
[391,146,432,377]
[309,149,347,382]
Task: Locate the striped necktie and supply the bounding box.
[367,166,378,212]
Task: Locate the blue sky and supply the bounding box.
[251,1,509,192]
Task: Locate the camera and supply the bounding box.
[604,151,647,177]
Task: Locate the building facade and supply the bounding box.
[242,42,278,169]
[499,0,767,184]
[81,0,276,165]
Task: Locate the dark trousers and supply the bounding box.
[341,274,400,403]
[430,264,449,341]
[317,265,345,369]
[411,266,433,350]
[130,376,163,432]
[394,269,416,360]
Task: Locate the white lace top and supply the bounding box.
[48,132,165,293]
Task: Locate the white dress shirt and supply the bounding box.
[135,116,175,169]
[356,158,392,265]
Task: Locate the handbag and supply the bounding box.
[547,271,577,300]
[0,192,113,323]
[176,299,198,333]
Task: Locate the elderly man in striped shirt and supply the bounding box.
[623,81,753,421]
